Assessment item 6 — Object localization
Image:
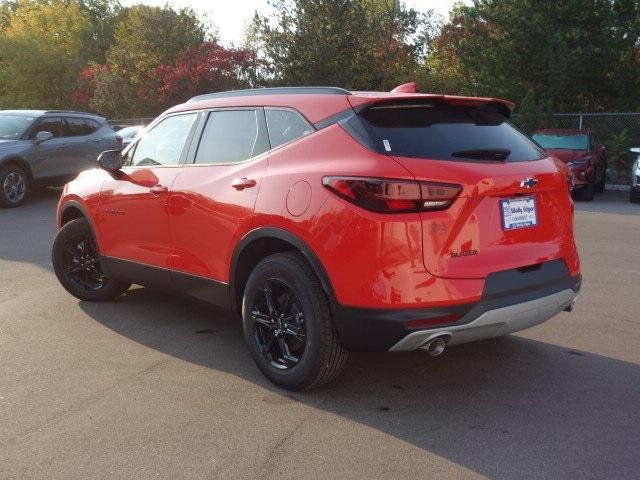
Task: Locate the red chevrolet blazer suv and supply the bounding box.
[52,86,581,390]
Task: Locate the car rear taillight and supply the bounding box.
[322,176,461,213]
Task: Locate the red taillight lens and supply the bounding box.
[322,176,461,213]
[407,315,461,329]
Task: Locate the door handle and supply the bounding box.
[150,184,169,195]
[231,177,257,190]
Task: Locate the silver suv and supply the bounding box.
[0,110,121,207]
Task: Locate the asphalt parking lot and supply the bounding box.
[1,188,639,480]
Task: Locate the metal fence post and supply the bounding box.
[578,114,583,130]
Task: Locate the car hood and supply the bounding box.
[545,148,589,163]
[0,139,30,150]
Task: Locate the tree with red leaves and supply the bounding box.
[148,42,264,110]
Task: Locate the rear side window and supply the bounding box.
[194,109,269,164]
[350,103,544,162]
[265,109,314,148]
[65,117,99,136]
[33,117,63,138]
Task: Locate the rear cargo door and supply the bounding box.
[348,101,576,279]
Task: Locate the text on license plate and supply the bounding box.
[500,196,537,230]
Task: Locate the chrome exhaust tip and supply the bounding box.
[419,334,450,357]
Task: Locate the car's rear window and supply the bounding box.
[350,103,544,162]
[532,133,588,151]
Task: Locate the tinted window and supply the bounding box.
[266,109,313,148]
[353,104,544,162]
[33,117,63,138]
[195,110,268,164]
[65,117,98,136]
[86,118,101,132]
[130,113,197,167]
[532,133,589,151]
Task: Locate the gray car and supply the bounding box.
[0,110,120,207]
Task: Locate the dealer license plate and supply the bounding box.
[500,196,537,230]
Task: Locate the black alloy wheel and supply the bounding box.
[61,233,106,291]
[242,252,348,390]
[52,218,131,301]
[251,278,307,370]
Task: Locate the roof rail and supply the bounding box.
[44,110,102,117]
[188,87,351,102]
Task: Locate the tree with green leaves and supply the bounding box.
[77,0,122,64]
[249,0,436,90]
[0,0,93,108]
[427,0,640,112]
[107,4,207,86]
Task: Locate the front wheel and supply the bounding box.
[0,165,29,207]
[242,252,348,391]
[52,218,131,301]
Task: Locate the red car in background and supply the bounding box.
[532,129,607,200]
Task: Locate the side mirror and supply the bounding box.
[35,131,53,144]
[97,149,123,172]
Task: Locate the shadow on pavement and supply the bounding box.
[0,187,61,271]
[80,287,640,480]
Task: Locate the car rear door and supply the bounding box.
[346,100,579,279]
[63,117,105,174]
[98,112,199,270]
[167,108,270,293]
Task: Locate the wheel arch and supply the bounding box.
[229,227,336,315]
[58,200,102,254]
[1,156,33,183]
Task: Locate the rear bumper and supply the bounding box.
[333,259,581,351]
[389,288,577,351]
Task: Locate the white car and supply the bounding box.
[630,148,640,203]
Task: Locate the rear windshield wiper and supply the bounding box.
[451,148,511,161]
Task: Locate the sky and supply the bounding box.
[120,1,467,46]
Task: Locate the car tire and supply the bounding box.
[0,164,30,207]
[630,189,640,203]
[242,252,348,391]
[574,181,595,201]
[52,218,131,301]
[595,168,606,193]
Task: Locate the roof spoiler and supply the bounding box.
[390,82,417,94]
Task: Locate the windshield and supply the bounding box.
[0,115,36,140]
[532,133,589,151]
[352,103,545,162]
[118,126,143,139]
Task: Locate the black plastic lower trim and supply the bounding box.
[101,256,230,308]
[333,260,581,352]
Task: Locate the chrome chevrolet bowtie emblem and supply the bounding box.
[520,177,538,189]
